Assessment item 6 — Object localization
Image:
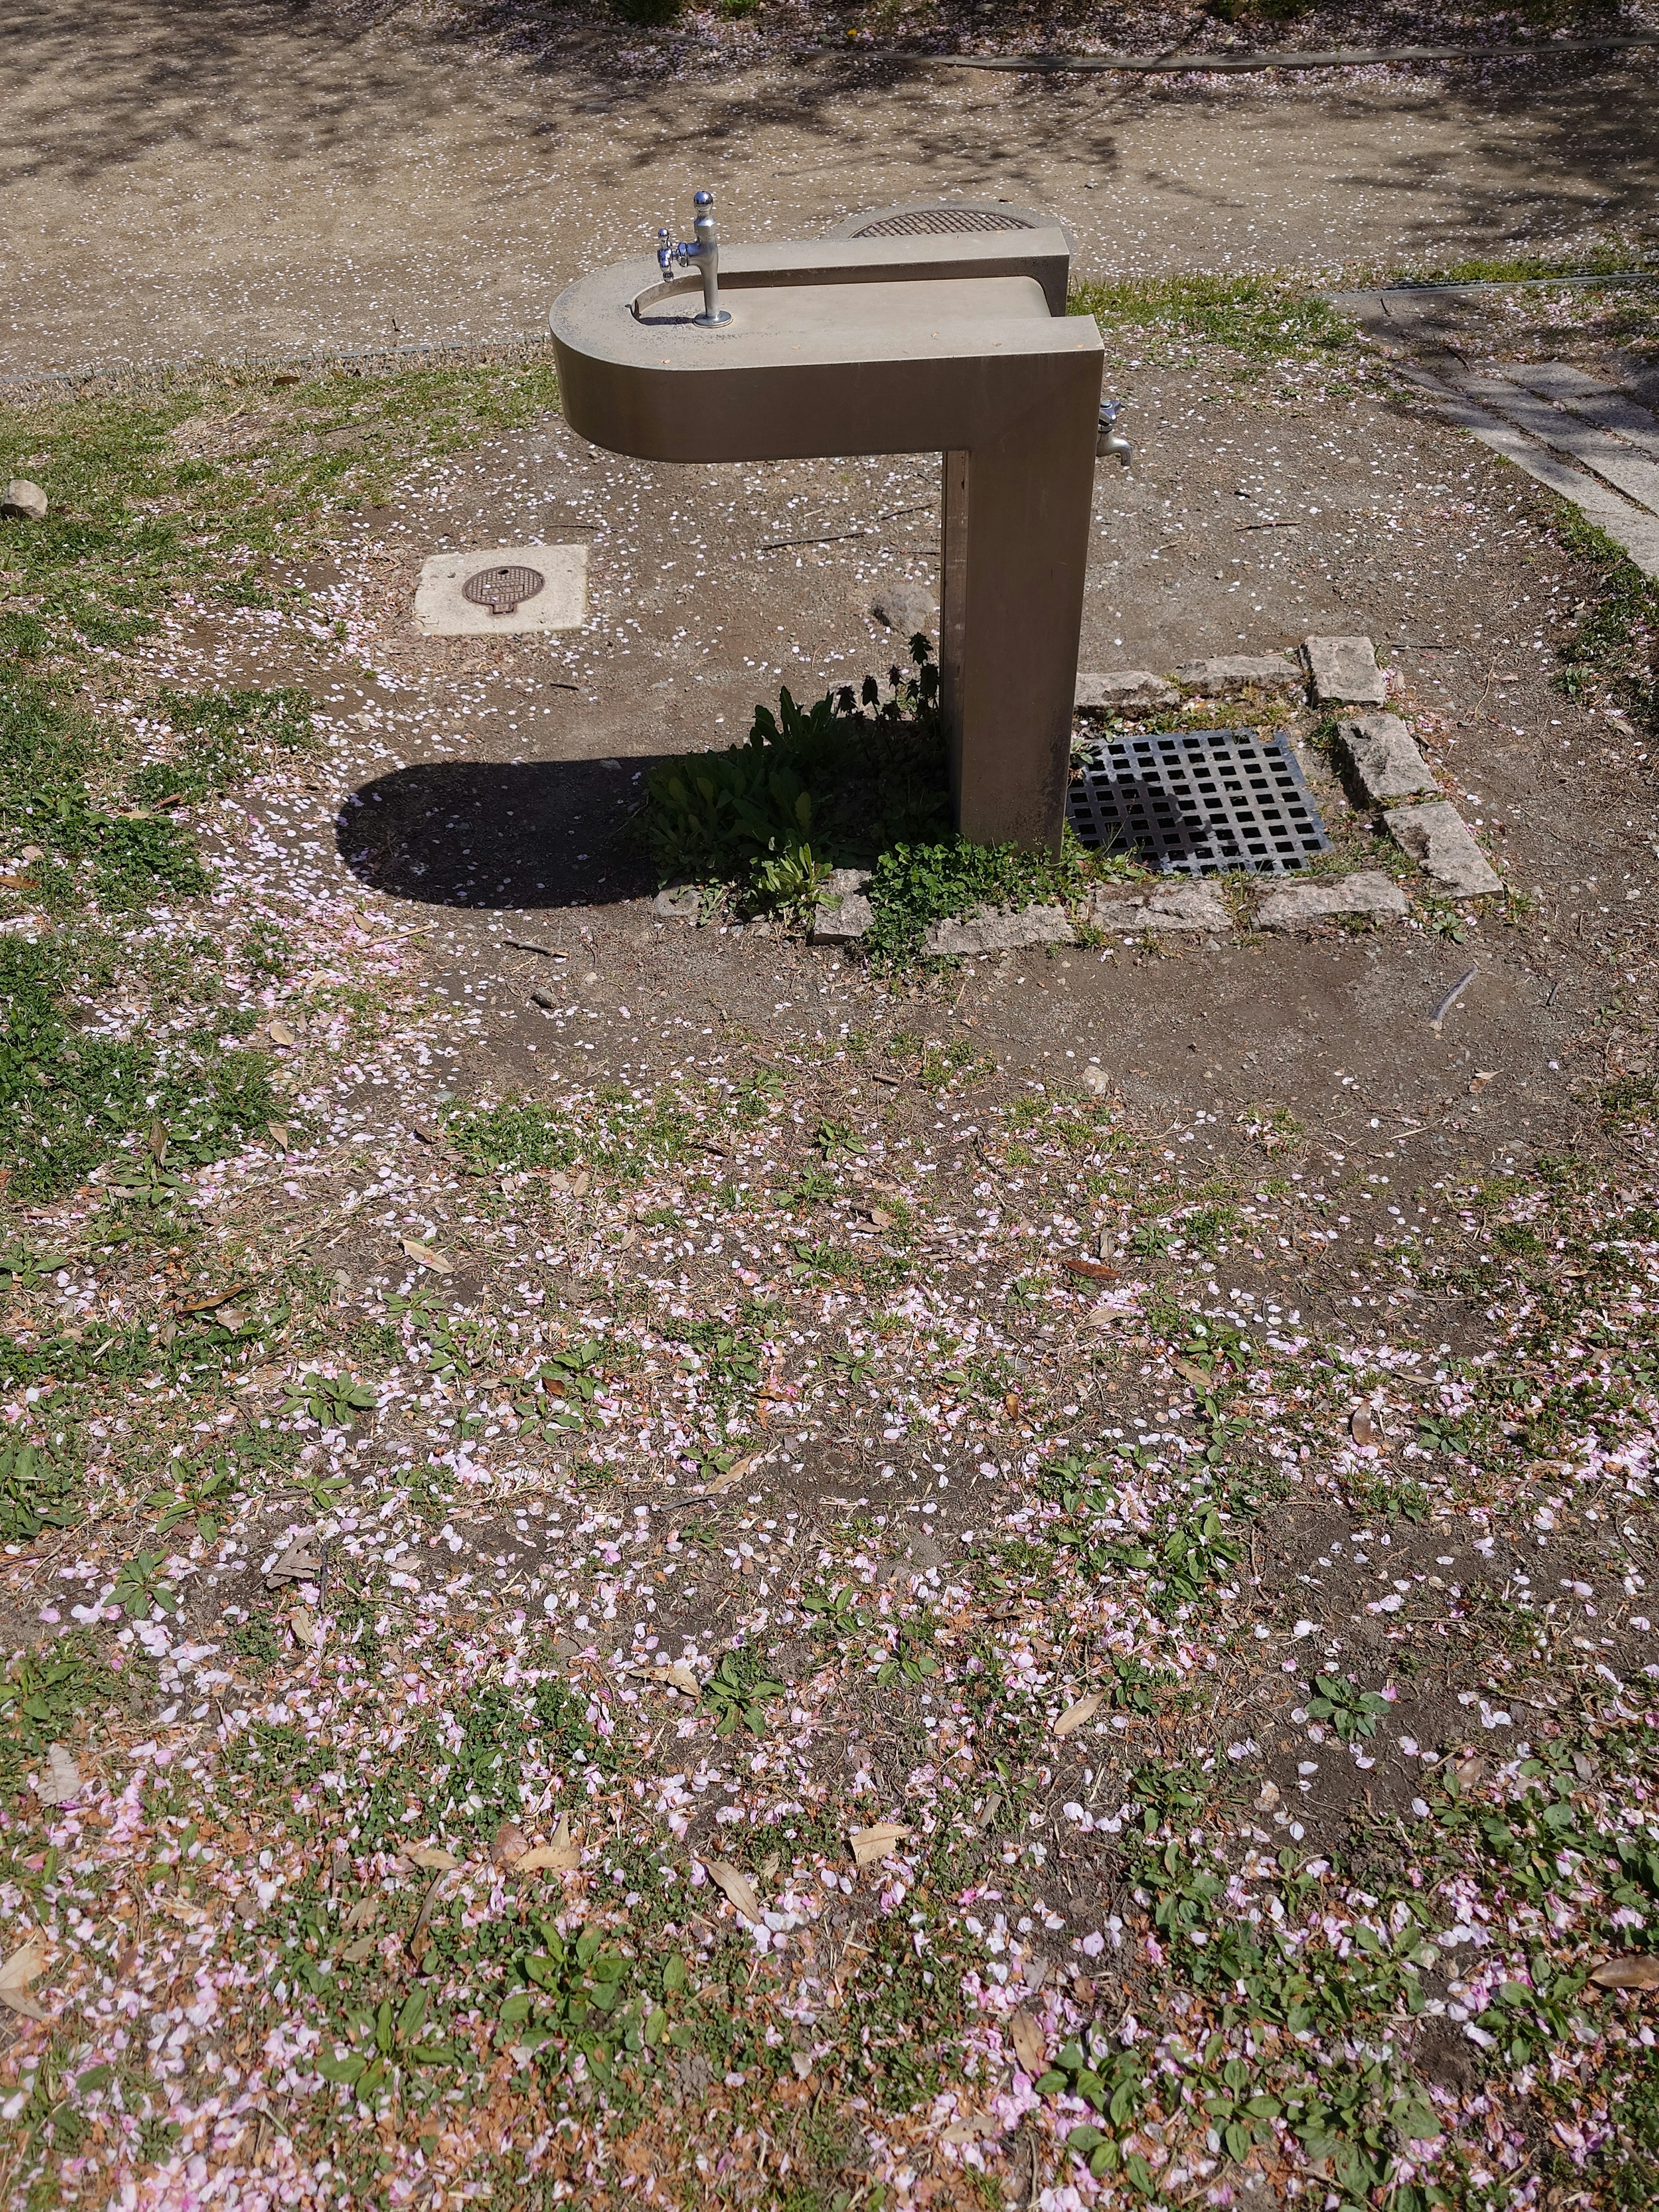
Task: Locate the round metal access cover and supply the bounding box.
[825,200,1077,257]
[460,562,546,616]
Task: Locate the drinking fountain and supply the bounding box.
[548,191,1105,853]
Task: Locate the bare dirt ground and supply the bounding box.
[3,0,1657,373]
[6,11,1659,2209]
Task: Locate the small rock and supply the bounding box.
[1255,870,1409,929]
[1075,670,1179,712]
[653,884,701,922]
[530,986,557,1010]
[812,868,874,945]
[1384,801,1502,895]
[1087,880,1230,933]
[38,1743,82,1805]
[1337,714,1438,803]
[1305,634,1387,706]
[922,903,1075,957]
[1174,654,1303,699]
[1,479,48,522]
[869,582,937,639]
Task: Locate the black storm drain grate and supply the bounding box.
[1067,726,1332,876]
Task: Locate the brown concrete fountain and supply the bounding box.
[549,194,1105,853]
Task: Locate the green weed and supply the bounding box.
[642,641,947,914]
[702,1647,786,1738]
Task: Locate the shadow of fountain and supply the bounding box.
[335,753,667,913]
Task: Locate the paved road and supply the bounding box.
[2,0,1655,374]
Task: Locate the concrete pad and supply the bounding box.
[413,543,587,636]
[923,903,1074,956]
[1076,670,1179,711]
[1088,880,1231,933]
[1338,713,1439,802]
[1306,634,1387,706]
[1384,801,1503,895]
[1174,653,1303,698]
[812,868,875,944]
[1255,869,1409,928]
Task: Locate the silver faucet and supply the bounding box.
[1098,398,1132,468]
[656,189,731,328]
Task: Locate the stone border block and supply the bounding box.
[1255,869,1409,929]
[1337,713,1438,803]
[1305,633,1387,706]
[1384,801,1502,895]
[1174,654,1303,698]
[812,868,876,944]
[922,903,1074,956]
[1075,670,1179,712]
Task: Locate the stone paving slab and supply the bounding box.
[1255,868,1410,928]
[1384,800,1503,895]
[1337,712,1438,802]
[1305,633,1387,706]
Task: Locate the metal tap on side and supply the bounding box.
[655,189,731,327]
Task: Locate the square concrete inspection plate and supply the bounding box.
[413,543,587,637]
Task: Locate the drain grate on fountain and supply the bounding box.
[850,207,1035,238]
[826,200,1075,253]
[1068,727,1331,876]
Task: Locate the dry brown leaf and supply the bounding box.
[153,1894,207,1925]
[268,1122,291,1149]
[398,1236,453,1276]
[492,1819,529,1869]
[1589,1954,1659,1990]
[629,1659,702,1697]
[340,1934,377,1964]
[1173,1358,1212,1391]
[1453,1754,1488,1789]
[1351,1408,1379,1447]
[705,1453,759,1497]
[706,1859,763,1923]
[514,1815,581,1874]
[849,1821,911,1869]
[1054,1691,1104,1739]
[1007,2007,1046,2076]
[1061,1256,1120,1283]
[403,1846,459,1872]
[0,1933,49,2021]
[267,1020,297,1047]
[1255,1780,1281,1812]
[289,1605,318,1649]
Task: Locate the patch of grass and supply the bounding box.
[864,830,1107,967]
[1391,242,1655,289]
[0,937,280,1199]
[128,686,315,807]
[0,1435,80,1541]
[0,1632,121,1792]
[1070,273,1352,361]
[1546,505,1659,732]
